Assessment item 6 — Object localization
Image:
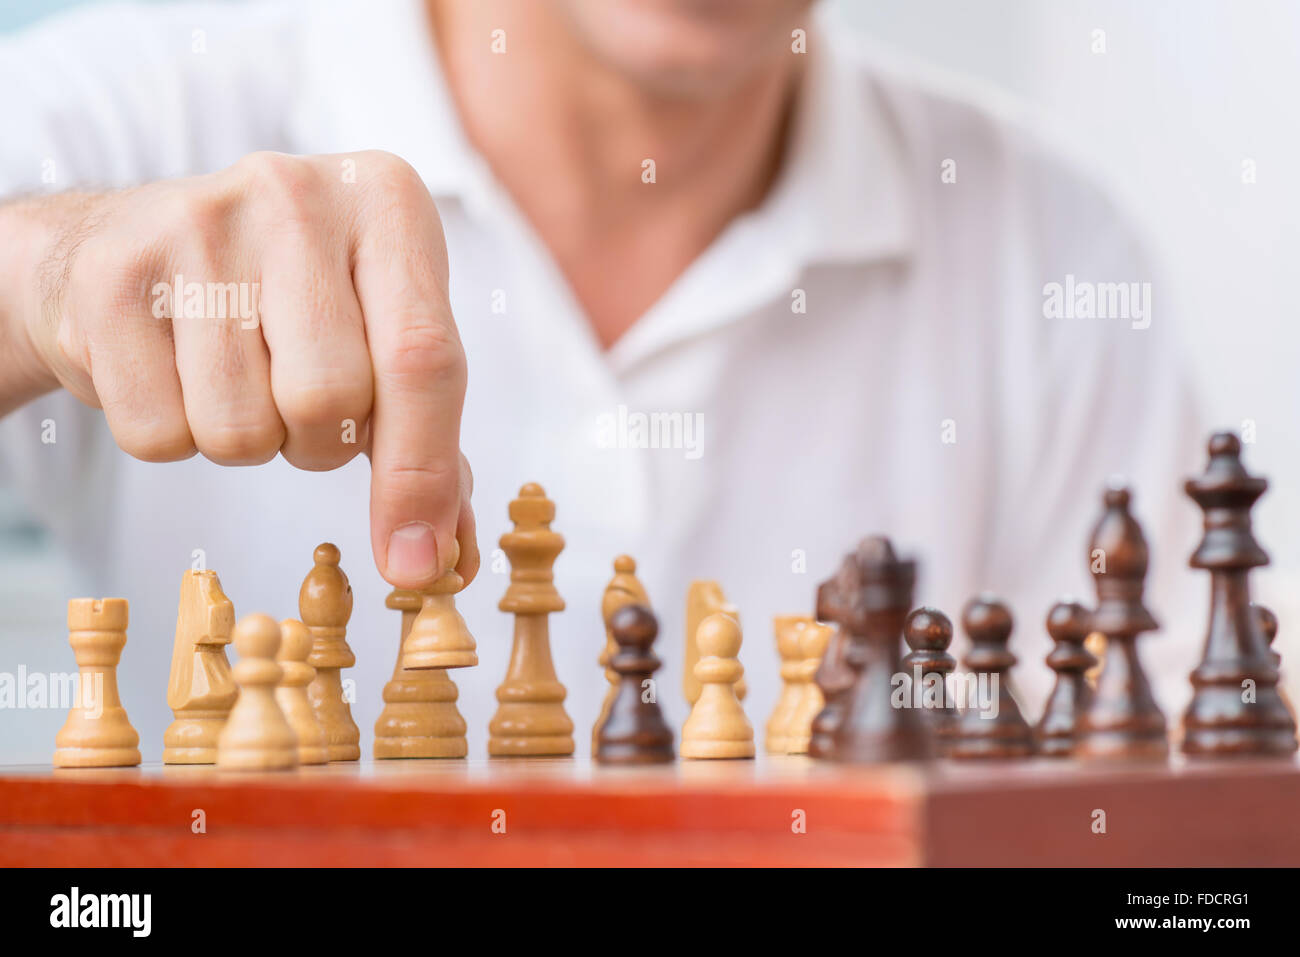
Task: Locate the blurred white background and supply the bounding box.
[2,0,1298,760]
[835,0,1300,555]
[833,0,1300,693]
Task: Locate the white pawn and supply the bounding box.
[765,615,805,754]
[401,540,478,670]
[681,613,755,759]
[275,618,329,765]
[217,614,298,771]
[786,620,833,754]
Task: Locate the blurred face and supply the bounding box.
[554,0,817,97]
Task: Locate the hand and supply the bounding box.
[4,151,477,589]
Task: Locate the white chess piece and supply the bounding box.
[682,613,754,759]
[276,618,329,765]
[217,614,298,771]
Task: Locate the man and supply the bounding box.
[0,0,1200,757]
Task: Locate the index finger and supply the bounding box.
[351,162,466,588]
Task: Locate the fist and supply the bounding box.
[26,150,477,588]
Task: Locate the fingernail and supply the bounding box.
[387,522,438,582]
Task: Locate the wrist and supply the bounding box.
[0,198,65,411]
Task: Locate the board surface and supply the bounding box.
[2,755,1297,867]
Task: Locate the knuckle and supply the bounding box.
[150,204,235,282]
[276,376,373,430]
[363,151,427,198]
[382,458,462,496]
[236,151,321,222]
[165,184,236,234]
[280,440,360,472]
[195,417,284,466]
[113,419,196,463]
[237,150,313,191]
[359,154,441,235]
[378,320,466,386]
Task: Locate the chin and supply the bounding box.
[556,0,813,96]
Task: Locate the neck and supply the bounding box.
[428,0,802,348]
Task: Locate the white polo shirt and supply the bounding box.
[0,0,1204,760]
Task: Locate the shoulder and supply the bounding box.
[824,33,1200,451]
[0,0,309,80]
[0,0,314,188]
[830,33,1149,266]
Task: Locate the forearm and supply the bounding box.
[0,195,64,417]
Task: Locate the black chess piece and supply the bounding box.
[808,564,859,759]
[901,607,958,751]
[1076,485,1168,760]
[1035,600,1096,757]
[1254,604,1281,668]
[594,604,675,764]
[949,595,1034,759]
[1254,604,1297,725]
[1181,434,1297,756]
[828,536,931,763]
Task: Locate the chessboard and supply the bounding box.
[1,755,1298,866]
[10,432,1300,868]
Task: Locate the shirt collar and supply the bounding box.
[290,1,914,366]
[766,22,914,267]
[607,26,915,368]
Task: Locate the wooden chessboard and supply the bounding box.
[2,754,1298,867]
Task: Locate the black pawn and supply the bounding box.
[1181,434,1297,756]
[1035,600,1096,757]
[901,607,958,749]
[808,562,861,759]
[949,596,1034,759]
[1254,604,1297,724]
[828,536,931,763]
[1076,486,1168,760]
[594,604,674,764]
[1254,604,1281,668]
